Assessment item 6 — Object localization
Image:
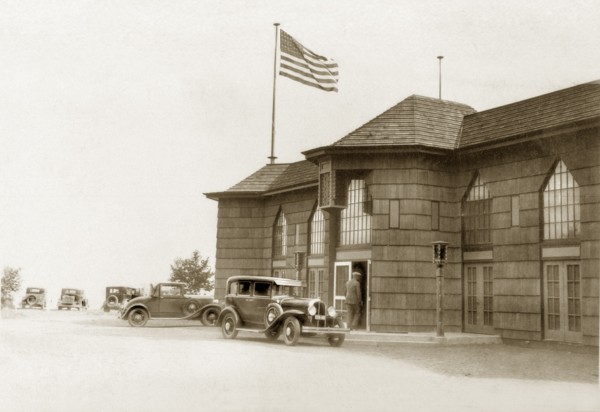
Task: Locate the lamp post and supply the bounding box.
[432,241,448,337]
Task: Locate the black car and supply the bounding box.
[58,288,88,310]
[218,276,347,346]
[120,282,222,327]
[102,286,142,312]
[21,287,46,309]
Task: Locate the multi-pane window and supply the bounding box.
[309,208,325,255]
[463,174,491,245]
[308,269,325,300]
[543,160,580,240]
[483,266,493,326]
[273,211,287,256]
[340,179,371,245]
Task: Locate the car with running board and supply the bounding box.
[120,282,221,327]
[218,276,347,346]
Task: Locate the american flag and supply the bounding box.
[279,30,339,92]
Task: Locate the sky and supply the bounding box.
[1,0,599,307]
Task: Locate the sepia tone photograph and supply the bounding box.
[1,1,599,411]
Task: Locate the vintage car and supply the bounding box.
[21,287,46,309]
[218,276,347,347]
[57,288,88,310]
[102,286,142,312]
[120,282,222,327]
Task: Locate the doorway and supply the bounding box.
[334,260,370,331]
[463,264,495,334]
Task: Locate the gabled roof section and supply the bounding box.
[332,95,476,150]
[459,80,600,148]
[205,160,318,200]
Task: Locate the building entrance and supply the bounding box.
[333,261,370,331]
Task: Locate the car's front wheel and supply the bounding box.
[327,317,346,347]
[221,313,238,339]
[128,308,149,327]
[201,308,220,326]
[283,317,301,346]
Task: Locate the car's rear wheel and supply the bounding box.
[201,308,220,326]
[128,308,149,327]
[221,313,238,339]
[283,317,301,346]
[327,317,346,347]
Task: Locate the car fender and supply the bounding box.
[121,303,152,320]
[217,307,240,326]
[266,309,305,331]
[199,303,222,315]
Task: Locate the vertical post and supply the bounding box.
[437,56,444,100]
[269,23,280,164]
[436,264,444,337]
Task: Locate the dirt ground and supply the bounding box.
[1,309,598,412]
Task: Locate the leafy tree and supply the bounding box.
[1,267,22,308]
[169,250,214,293]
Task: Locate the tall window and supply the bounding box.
[273,211,287,256]
[543,160,580,240]
[309,207,325,255]
[340,179,371,245]
[463,174,491,245]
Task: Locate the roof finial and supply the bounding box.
[437,56,444,100]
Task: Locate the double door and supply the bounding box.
[544,262,582,343]
[464,264,495,334]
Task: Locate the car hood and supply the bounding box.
[275,296,319,310]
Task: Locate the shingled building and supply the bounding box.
[205,81,600,346]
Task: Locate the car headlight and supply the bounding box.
[308,304,317,316]
[327,306,337,317]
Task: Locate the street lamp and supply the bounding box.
[432,241,448,337]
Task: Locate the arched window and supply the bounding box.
[273,211,287,256]
[340,179,371,245]
[543,160,580,240]
[463,174,492,245]
[309,207,325,255]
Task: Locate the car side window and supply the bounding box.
[161,285,182,298]
[254,282,271,297]
[228,281,238,295]
[238,281,251,296]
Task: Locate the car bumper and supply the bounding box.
[302,326,349,335]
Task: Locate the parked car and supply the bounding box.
[217,276,347,347]
[21,287,46,309]
[57,288,88,311]
[120,282,221,327]
[102,286,142,312]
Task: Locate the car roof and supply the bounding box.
[226,275,302,287]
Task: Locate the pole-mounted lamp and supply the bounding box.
[432,241,448,337]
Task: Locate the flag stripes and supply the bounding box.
[279,29,338,92]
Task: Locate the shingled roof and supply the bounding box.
[205,160,318,199]
[459,80,600,148]
[331,95,475,150]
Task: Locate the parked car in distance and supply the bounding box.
[58,288,88,311]
[102,286,142,312]
[21,287,46,309]
[120,282,221,327]
[218,276,347,347]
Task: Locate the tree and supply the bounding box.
[169,251,214,293]
[1,267,22,308]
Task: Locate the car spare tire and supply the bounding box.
[107,295,119,306]
[26,295,37,305]
[183,300,200,316]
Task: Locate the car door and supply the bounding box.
[251,281,273,325]
[230,280,256,326]
[158,285,185,317]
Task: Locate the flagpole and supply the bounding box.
[437,56,443,100]
[269,23,280,164]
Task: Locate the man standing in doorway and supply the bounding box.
[345,271,362,330]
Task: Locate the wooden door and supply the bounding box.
[333,262,351,321]
[464,264,495,334]
[544,262,583,343]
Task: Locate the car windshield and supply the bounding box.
[272,285,299,297]
[161,285,183,297]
